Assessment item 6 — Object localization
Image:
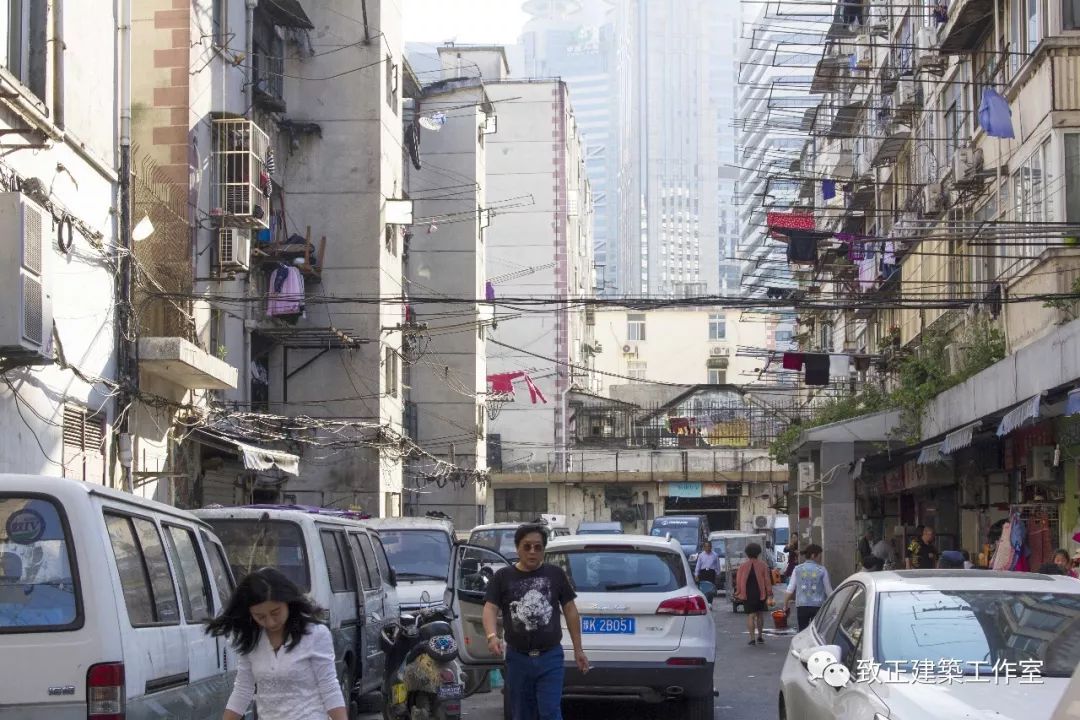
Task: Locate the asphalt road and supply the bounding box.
[365,588,791,720]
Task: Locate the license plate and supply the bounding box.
[581,616,635,634]
[437,682,464,700]
[391,682,407,705]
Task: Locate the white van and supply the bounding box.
[360,516,454,613]
[0,475,239,720]
[195,506,400,713]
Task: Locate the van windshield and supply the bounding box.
[0,496,80,632]
[470,529,518,560]
[378,530,451,580]
[209,519,311,591]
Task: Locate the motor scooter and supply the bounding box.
[381,605,465,720]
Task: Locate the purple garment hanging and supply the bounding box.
[268,266,305,317]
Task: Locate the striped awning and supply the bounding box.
[917,443,946,465]
[996,394,1042,437]
[941,423,978,455]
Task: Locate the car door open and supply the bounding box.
[448,544,509,666]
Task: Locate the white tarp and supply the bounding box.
[996,394,1041,437]
[236,440,299,476]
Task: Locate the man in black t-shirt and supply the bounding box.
[483,523,588,720]
[906,525,939,569]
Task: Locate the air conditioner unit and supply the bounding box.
[0,192,53,360]
[894,77,918,110]
[709,346,728,356]
[922,182,943,216]
[855,36,873,69]
[217,228,252,270]
[867,0,890,34]
[753,514,773,530]
[953,146,981,183]
[1028,446,1056,483]
[621,344,638,356]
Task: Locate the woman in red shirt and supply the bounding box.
[735,543,774,646]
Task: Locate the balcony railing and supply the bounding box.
[253,51,286,112]
[211,118,271,229]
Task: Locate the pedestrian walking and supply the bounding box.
[906,525,938,569]
[1054,548,1079,578]
[482,523,590,720]
[857,526,874,563]
[694,540,720,588]
[734,542,773,645]
[783,544,832,631]
[206,567,348,720]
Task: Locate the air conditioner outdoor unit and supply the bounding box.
[709,346,728,356]
[922,182,943,216]
[753,515,773,530]
[217,228,252,270]
[1028,446,1056,483]
[867,0,890,34]
[0,192,53,360]
[953,147,981,183]
[621,344,638,355]
[894,77,918,109]
[915,28,944,73]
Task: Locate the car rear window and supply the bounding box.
[0,496,81,632]
[547,548,686,593]
[209,519,310,591]
[470,529,518,559]
[875,590,1080,677]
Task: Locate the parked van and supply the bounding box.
[361,516,454,613]
[650,515,709,563]
[195,506,400,714]
[0,475,239,719]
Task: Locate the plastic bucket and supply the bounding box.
[772,609,789,630]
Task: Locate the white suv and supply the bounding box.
[447,534,715,720]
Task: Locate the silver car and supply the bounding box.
[779,570,1080,720]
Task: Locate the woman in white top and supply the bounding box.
[206,567,348,720]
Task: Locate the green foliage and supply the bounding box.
[1043,276,1080,323]
[770,319,1007,463]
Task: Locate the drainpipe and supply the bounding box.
[118,0,133,492]
[245,0,257,117]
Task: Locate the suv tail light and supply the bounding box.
[656,596,708,616]
[87,662,125,719]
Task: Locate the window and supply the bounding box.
[105,514,180,626]
[63,405,106,485]
[357,534,382,590]
[707,368,727,384]
[348,534,376,590]
[320,530,350,593]
[834,587,866,669]
[1012,140,1050,257]
[813,584,856,642]
[163,525,213,622]
[547,549,686,593]
[335,532,358,592]
[212,0,228,46]
[378,530,451,580]
[627,313,646,341]
[384,492,402,518]
[0,496,81,632]
[1067,0,1080,28]
[494,488,548,523]
[1067,134,1080,222]
[943,83,962,166]
[385,224,398,255]
[209,519,310,591]
[708,313,726,340]
[627,360,647,381]
[0,0,46,101]
[1010,0,1045,75]
[201,531,235,600]
[372,536,394,585]
[775,330,794,344]
[385,347,398,398]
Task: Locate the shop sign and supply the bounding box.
[702,483,728,497]
[667,482,702,498]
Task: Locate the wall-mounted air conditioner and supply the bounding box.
[621,343,638,356]
[855,35,873,68]
[709,346,729,357]
[953,147,981,183]
[217,228,252,271]
[0,192,53,360]
[915,28,944,73]
[922,182,943,216]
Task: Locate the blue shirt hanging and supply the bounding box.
[979,88,1015,139]
[822,179,836,200]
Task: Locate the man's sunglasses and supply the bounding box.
[519,542,545,552]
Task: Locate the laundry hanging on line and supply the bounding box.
[979,88,1015,139]
[782,352,804,371]
[829,354,851,378]
[267,265,305,318]
[804,354,830,386]
[822,179,836,200]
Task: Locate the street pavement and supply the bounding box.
[363,587,792,720]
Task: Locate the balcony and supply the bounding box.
[937,0,994,54]
[211,118,271,230]
[826,98,865,139]
[811,54,851,94]
[139,337,238,390]
[253,50,286,113]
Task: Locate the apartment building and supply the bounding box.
[780,0,1080,583]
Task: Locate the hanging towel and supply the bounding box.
[829,354,851,379]
[804,354,830,386]
[485,282,496,301]
[978,88,1015,139]
[822,179,836,200]
[265,148,277,176]
[267,266,305,317]
[786,231,819,264]
[782,352,805,371]
[854,355,872,373]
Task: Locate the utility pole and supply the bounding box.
[116,0,134,492]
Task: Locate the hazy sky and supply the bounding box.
[402,0,529,44]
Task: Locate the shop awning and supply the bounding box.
[916,443,945,465]
[197,431,300,476]
[941,423,978,455]
[996,394,1041,437]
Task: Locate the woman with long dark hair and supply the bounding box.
[206,567,347,720]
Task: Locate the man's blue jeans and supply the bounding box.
[505,646,565,720]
